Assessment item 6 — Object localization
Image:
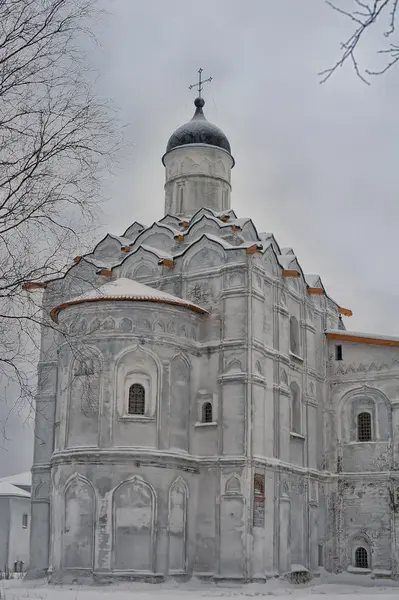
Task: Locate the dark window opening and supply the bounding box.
[202,402,213,423]
[355,546,368,569]
[14,561,24,573]
[22,513,28,529]
[253,474,265,528]
[128,383,145,415]
[357,412,372,442]
[318,544,323,567]
[335,345,343,361]
[290,316,299,355]
[291,383,301,434]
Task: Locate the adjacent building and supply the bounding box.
[0,472,31,573]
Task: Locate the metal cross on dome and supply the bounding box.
[189,68,212,98]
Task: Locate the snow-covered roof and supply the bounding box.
[50,277,207,322]
[305,274,323,288]
[0,471,31,487]
[0,481,30,498]
[326,329,399,344]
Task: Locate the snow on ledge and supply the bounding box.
[0,481,30,498]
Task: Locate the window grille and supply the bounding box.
[355,546,368,569]
[357,412,372,441]
[128,383,145,415]
[202,402,213,423]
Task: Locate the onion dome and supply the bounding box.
[165,97,231,154]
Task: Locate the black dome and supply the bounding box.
[166,97,231,154]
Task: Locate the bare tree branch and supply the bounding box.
[0,0,123,434]
[321,0,399,82]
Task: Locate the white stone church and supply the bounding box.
[28,94,399,582]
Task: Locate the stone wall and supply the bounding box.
[328,338,399,576]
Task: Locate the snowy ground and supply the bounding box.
[2,572,399,600]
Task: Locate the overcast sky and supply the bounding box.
[2,0,399,476]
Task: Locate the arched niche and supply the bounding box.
[225,474,241,495]
[93,235,121,261]
[186,216,222,240]
[214,159,226,176]
[113,477,155,571]
[338,386,392,443]
[139,232,173,251]
[66,350,101,448]
[184,244,225,273]
[115,346,160,419]
[134,264,153,278]
[290,381,301,434]
[198,158,212,174]
[63,475,95,570]
[117,249,160,280]
[168,477,188,573]
[263,248,278,277]
[181,156,196,173]
[169,355,190,452]
[289,316,300,355]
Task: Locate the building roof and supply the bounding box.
[0,471,31,487]
[50,277,207,322]
[0,481,30,498]
[165,97,232,156]
[326,329,399,348]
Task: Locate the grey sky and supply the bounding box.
[2,0,398,475]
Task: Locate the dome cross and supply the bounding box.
[188,68,212,99]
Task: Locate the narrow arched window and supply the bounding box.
[357,412,372,441]
[178,186,184,214]
[290,316,299,355]
[355,546,368,569]
[290,382,301,434]
[253,474,265,527]
[128,384,145,415]
[202,402,213,423]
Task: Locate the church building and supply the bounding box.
[28,88,399,582]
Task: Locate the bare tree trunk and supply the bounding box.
[0,0,121,426]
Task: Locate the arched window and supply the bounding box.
[355,546,369,569]
[128,384,145,415]
[253,474,265,527]
[202,402,213,423]
[290,382,301,434]
[290,316,299,355]
[178,186,184,213]
[357,412,372,441]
